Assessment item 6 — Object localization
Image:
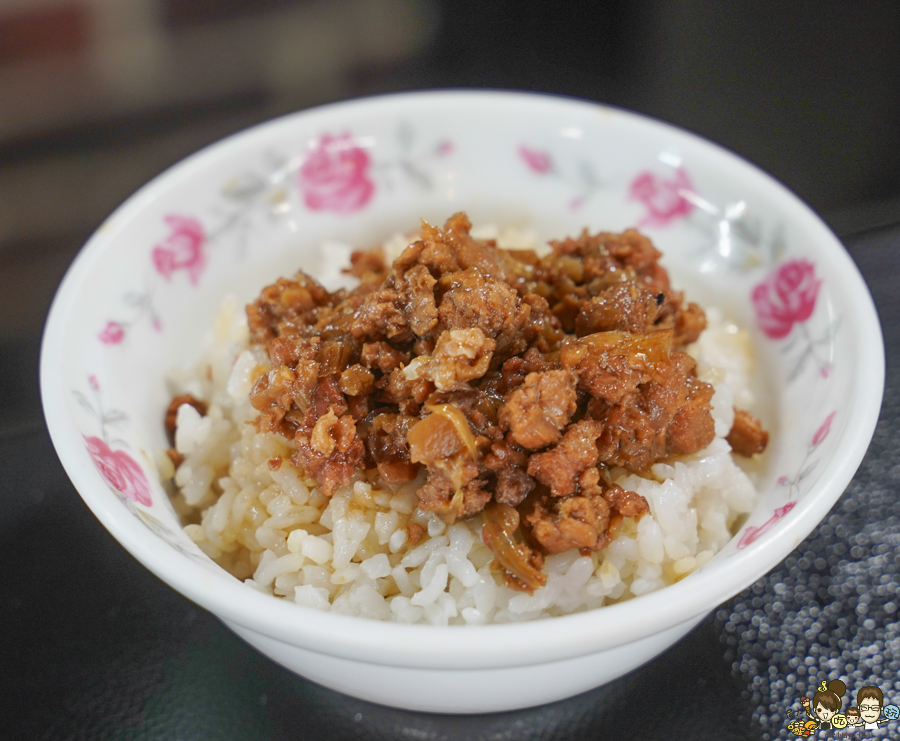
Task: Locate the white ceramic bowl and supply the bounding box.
[41,90,883,713]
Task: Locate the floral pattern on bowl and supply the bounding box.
[737,410,836,551]
[515,145,786,274]
[752,258,837,379]
[629,166,696,227]
[298,133,376,213]
[517,144,603,209]
[72,375,211,565]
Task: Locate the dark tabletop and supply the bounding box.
[0,220,896,740]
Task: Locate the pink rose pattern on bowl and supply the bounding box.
[752,259,834,379]
[73,377,213,563]
[629,167,695,227]
[752,259,820,339]
[83,434,152,507]
[98,321,125,345]
[152,215,207,284]
[298,133,375,214]
[75,377,151,507]
[82,122,843,565]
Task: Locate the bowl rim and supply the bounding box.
[40,88,885,670]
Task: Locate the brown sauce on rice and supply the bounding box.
[172,212,767,593]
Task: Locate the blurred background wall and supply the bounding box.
[1,0,899,337]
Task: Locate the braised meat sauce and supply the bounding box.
[239,212,766,592]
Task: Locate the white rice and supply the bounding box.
[161,233,761,624]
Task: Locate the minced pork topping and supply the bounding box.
[214,212,766,591]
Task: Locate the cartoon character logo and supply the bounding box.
[788,679,899,735]
[787,718,819,736]
[801,680,846,730]
[856,685,900,730]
